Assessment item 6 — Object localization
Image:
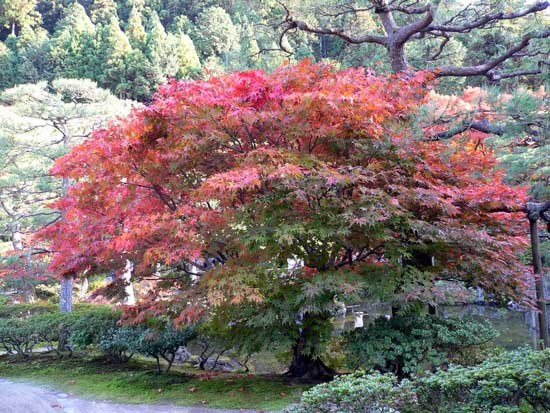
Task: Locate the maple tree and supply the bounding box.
[420,86,550,347]
[38,61,528,379]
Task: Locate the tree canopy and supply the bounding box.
[38,61,529,378]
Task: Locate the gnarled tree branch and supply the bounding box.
[436,28,550,78]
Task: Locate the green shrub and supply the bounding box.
[0,303,57,319]
[0,304,198,370]
[343,315,497,377]
[287,348,550,413]
[286,370,414,413]
[0,318,38,356]
[69,307,121,351]
[130,325,198,373]
[98,326,139,363]
[409,348,550,413]
[0,304,119,356]
[0,303,99,319]
[26,312,75,354]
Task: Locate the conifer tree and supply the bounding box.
[95,16,131,94]
[144,12,178,85]
[0,42,16,89]
[47,3,96,80]
[238,18,260,69]
[125,5,146,49]
[165,29,201,79]
[0,0,40,36]
[90,0,118,25]
[192,6,238,60]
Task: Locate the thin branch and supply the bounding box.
[427,1,549,33]
[488,60,550,81]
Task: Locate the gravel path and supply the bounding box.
[0,379,278,413]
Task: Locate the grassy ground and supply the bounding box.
[0,353,309,410]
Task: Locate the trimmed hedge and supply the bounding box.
[0,303,98,319]
[286,348,550,413]
[0,304,197,372]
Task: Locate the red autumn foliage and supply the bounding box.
[36,61,529,320]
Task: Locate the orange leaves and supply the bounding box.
[37,59,530,317]
[197,167,262,198]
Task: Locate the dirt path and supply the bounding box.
[0,379,278,413]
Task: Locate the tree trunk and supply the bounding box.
[121,260,136,305]
[59,127,74,312]
[79,277,89,298]
[11,230,23,251]
[387,44,408,73]
[284,321,336,381]
[60,275,73,313]
[529,216,550,348]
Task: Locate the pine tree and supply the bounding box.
[118,48,153,101]
[172,32,201,79]
[144,12,177,85]
[238,18,260,69]
[0,42,16,89]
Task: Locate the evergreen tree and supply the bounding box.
[0,0,40,36]
[238,18,260,69]
[0,42,16,88]
[95,16,131,93]
[172,32,201,79]
[47,3,96,80]
[90,0,117,24]
[0,78,133,308]
[118,48,153,101]
[125,5,146,49]
[144,12,178,84]
[192,6,238,60]
[3,25,48,85]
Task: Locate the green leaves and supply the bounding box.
[289,348,550,413]
[343,315,498,378]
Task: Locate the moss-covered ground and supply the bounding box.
[0,353,310,410]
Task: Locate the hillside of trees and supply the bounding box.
[0,0,548,103]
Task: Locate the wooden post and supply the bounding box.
[528,215,550,348]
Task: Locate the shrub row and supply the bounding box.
[0,303,97,319]
[0,305,197,372]
[287,348,550,413]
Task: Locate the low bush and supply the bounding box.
[98,326,138,363]
[0,304,199,371]
[0,303,99,319]
[411,347,550,413]
[69,306,121,350]
[285,370,414,413]
[0,303,57,319]
[343,314,497,377]
[130,325,198,373]
[0,305,119,356]
[0,318,37,356]
[287,348,550,413]
[26,312,75,354]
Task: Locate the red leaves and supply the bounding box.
[36,60,530,316]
